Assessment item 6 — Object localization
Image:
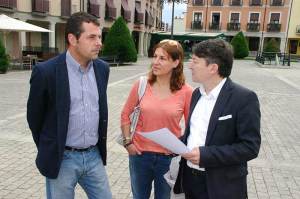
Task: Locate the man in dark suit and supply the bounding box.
[27,12,112,198]
[174,39,261,199]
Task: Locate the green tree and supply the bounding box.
[0,38,9,74]
[102,17,137,62]
[230,31,249,59]
[263,38,280,52]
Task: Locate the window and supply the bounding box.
[230,13,240,22]
[270,13,280,23]
[250,13,259,22]
[194,12,202,22]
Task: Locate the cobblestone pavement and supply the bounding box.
[0,58,300,199]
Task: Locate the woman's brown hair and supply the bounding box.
[148,39,185,92]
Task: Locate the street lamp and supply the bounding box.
[163,0,189,39]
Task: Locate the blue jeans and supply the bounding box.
[46,147,112,199]
[129,152,172,199]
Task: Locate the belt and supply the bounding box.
[65,145,95,152]
[186,165,206,176]
[141,151,177,157]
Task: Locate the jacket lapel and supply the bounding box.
[205,78,233,145]
[183,89,201,143]
[56,52,70,147]
[92,62,104,130]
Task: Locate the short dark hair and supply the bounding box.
[65,12,100,45]
[192,39,233,77]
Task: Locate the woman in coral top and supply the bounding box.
[121,39,193,199]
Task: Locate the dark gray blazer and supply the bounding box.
[174,78,261,199]
[27,52,109,179]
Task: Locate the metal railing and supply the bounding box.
[256,52,290,66]
[247,22,260,31]
[227,22,240,31]
[191,21,203,30]
[267,23,281,32]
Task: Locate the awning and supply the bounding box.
[121,0,131,22]
[106,0,116,19]
[151,31,225,42]
[135,1,144,23]
[89,0,100,18]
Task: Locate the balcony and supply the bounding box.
[121,0,131,22]
[0,0,17,10]
[105,0,116,20]
[247,22,260,31]
[267,23,281,32]
[32,0,49,16]
[61,0,71,18]
[88,0,100,18]
[209,23,221,30]
[134,1,143,25]
[227,22,241,31]
[270,0,284,6]
[191,21,203,30]
[230,0,242,6]
[211,0,223,6]
[249,0,262,6]
[193,0,204,6]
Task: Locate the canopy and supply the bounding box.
[0,14,51,32]
[151,31,225,42]
[0,14,51,48]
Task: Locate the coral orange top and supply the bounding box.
[121,79,193,154]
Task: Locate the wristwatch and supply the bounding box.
[123,137,132,147]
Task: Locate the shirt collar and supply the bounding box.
[66,50,93,73]
[199,78,227,100]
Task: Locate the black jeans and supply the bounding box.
[183,164,209,199]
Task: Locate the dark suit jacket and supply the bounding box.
[27,52,109,179]
[174,78,261,199]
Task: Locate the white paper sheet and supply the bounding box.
[138,128,190,154]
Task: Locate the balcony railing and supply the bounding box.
[247,22,260,31]
[249,0,262,6]
[193,0,204,6]
[211,0,223,6]
[191,21,203,30]
[209,22,221,30]
[227,22,241,31]
[270,0,284,6]
[32,0,49,13]
[0,0,17,9]
[230,0,242,6]
[267,23,281,32]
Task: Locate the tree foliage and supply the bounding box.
[102,17,137,62]
[230,31,249,59]
[263,38,280,52]
[0,38,9,74]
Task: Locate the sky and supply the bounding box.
[162,2,187,25]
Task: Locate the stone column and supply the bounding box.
[49,22,56,48]
[144,33,148,56]
[138,32,144,56]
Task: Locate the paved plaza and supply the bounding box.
[0,58,300,199]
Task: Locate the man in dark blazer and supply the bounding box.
[27,12,112,198]
[174,39,261,199]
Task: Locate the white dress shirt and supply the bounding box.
[187,78,227,170]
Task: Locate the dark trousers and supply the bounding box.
[183,164,209,199]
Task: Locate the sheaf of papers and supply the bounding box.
[138,128,190,154]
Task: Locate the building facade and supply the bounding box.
[0,0,163,60]
[287,0,300,55]
[185,0,291,53]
